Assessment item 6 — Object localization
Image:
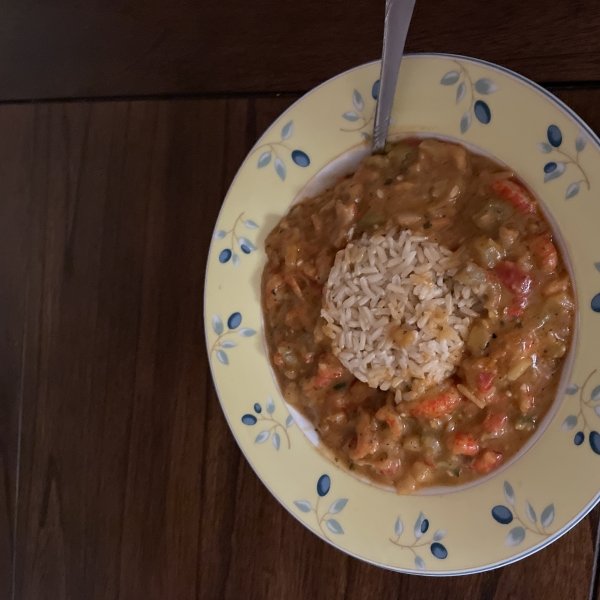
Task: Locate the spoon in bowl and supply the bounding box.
[372,0,417,153]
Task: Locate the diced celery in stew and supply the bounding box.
[261,137,574,493]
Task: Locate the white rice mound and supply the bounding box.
[321,228,487,402]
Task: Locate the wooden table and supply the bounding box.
[1,1,600,598]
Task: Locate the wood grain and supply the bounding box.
[0,105,36,600]
[0,0,599,101]
[1,90,599,599]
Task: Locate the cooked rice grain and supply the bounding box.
[321,229,486,402]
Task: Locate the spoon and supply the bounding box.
[372,0,417,153]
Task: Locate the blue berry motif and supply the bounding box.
[241,398,293,450]
[440,61,498,133]
[213,213,259,267]
[491,481,554,547]
[291,150,310,167]
[561,370,600,450]
[536,125,589,199]
[390,512,448,570]
[252,120,311,180]
[219,249,232,263]
[293,475,348,539]
[210,312,257,366]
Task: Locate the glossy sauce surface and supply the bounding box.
[262,138,574,492]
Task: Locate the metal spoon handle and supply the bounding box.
[372,0,417,153]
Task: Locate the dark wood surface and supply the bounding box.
[0,0,599,101]
[1,2,600,598]
[0,89,596,600]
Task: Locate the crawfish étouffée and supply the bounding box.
[261,138,574,492]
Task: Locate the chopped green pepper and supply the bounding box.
[515,416,536,431]
[357,211,385,232]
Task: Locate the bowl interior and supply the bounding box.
[261,132,578,496]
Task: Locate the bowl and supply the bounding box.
[204,54,600,575]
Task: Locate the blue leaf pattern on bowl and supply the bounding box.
[460,111,472,134]
[215,350,229,365]
[212,212,259,267]
[440,61,497,132]
[560,369,600,450]
[238,328,257,337]
[249,120,310,180]
[474,78,499,94]
[536,125,589,199]
[328,498,348,514]
[255,430,270,444]
[340,82,380,140]
[274,157,286,181]
[566,182,580,199]
[352,89,364,111]
[503,481,515,505]
[491,481,555,546]
[440,71,460,85]
[257,151,271,168]
[293,474,348,538]
[272,432,281,450]
[210,311,257,366]
[390,512,449,569]
[211,314,224,335]
[294,500,311,513]
[241,396,293,450]
[505,527,526,546]
[326,519,344,534]
[281,120,293,140]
